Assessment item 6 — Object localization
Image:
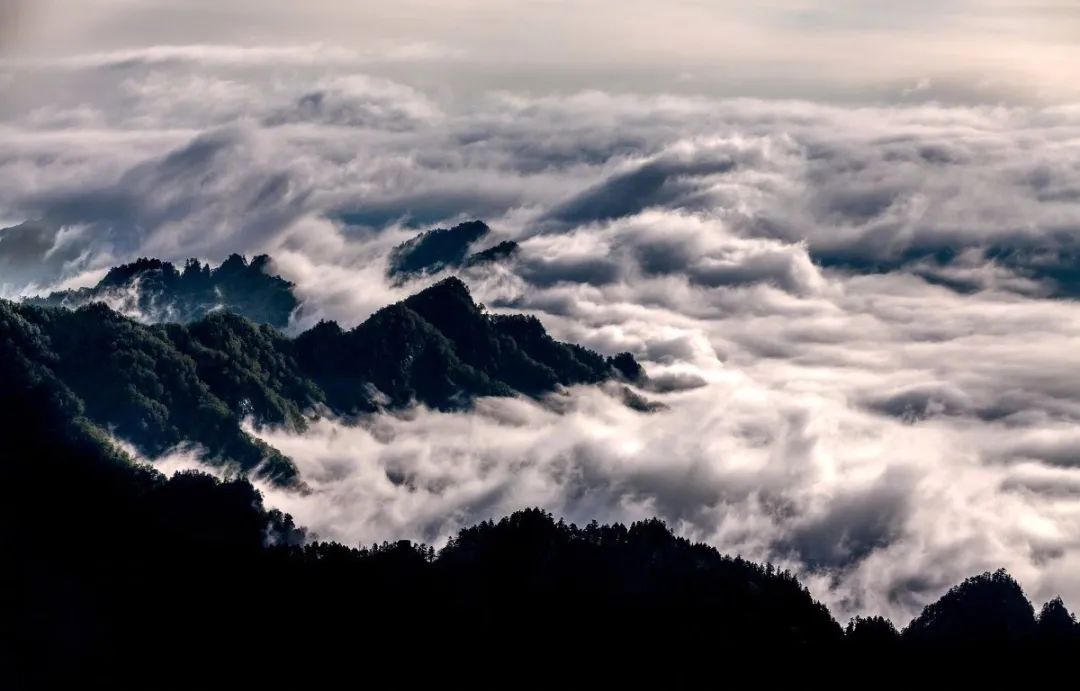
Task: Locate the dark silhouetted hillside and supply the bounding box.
[3,359,1079,687]
[903,568,1038,647]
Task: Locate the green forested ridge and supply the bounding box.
[2,276,639,482]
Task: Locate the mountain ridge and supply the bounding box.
[1,275,644,483]
[26,253,299,328]
[388,220,520,281]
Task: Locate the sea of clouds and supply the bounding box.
[5,47,1080,623]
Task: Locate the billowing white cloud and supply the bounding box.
[248,374,1080,625]
[5,50,1080,625]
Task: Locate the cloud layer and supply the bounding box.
[5,51,1080,623]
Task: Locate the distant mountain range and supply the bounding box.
[3,274,644,483]
[26,254,299,328]
[21,220,518,329]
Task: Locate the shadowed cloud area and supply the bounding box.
[542,156,738,226]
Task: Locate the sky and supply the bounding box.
[4,1,1080,624]
[5,1,1080,102]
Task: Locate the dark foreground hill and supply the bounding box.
[26,254,299,328]
[3,379,1077,686]
[1,276,641,483]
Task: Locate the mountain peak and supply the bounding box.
[421,275,473,298]
[389,220,521,281]
[464,240,519,267]
[26,254,298,328]
[608,352,645,383]
[450,219,489,235]
[389,220,490,279]
[904,568,1037,645]
[403,276,481,318]
[101,257,175,287]
[218,253,251,273]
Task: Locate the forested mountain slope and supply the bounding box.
[1,277,641,482]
